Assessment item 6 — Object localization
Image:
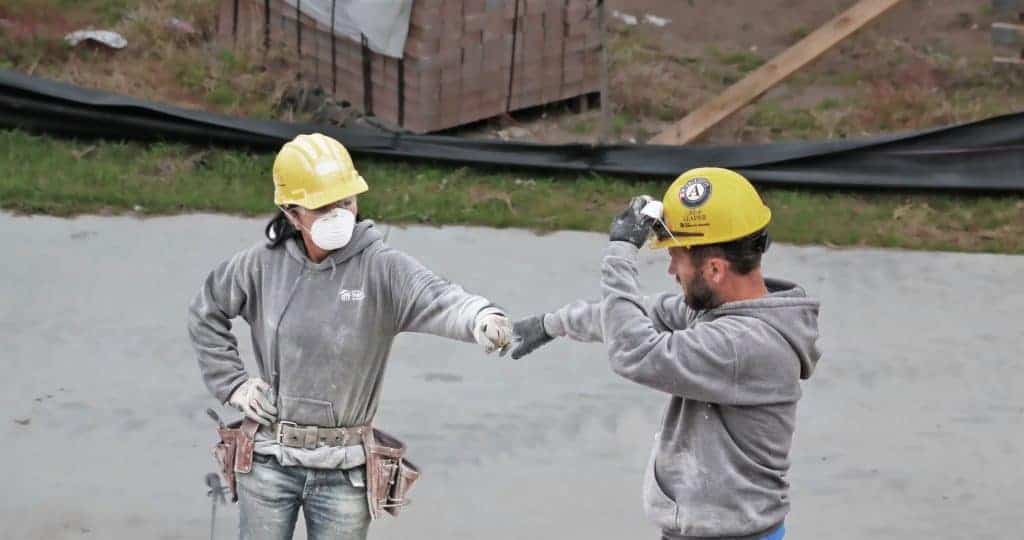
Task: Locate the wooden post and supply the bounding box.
[650,0,905,145]
[598,0,610,143]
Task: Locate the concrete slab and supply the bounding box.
[1,213,1021,539]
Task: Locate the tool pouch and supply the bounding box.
[363,428,421,519]
[212,418,259,502]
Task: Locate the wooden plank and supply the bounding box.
[994,55,1024,64]
[597,0,609,143]
[650,0,905,145]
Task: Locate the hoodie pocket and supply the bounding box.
[642,434,680,532]
[279,395,337,427]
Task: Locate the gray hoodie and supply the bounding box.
[188,221,497,467]
[545,242,820,540]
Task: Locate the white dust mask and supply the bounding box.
[309,207,356,250]
[280,205,357,251]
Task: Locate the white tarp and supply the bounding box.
[281,0,413,58]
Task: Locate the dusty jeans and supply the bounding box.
[237,453,370,540]
[661,524,784,540]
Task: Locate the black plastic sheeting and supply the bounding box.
[2,68,1023,191]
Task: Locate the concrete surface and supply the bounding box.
[1,212,1022,539]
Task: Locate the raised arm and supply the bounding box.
[601,242,777,403]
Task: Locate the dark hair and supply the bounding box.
[264,208,367,249]
[265,210,301,249]
[689,229,770,275]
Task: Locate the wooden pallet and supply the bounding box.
[218,0,602,133]
[992,0,1024,64]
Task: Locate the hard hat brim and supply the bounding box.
[274,174,369,209]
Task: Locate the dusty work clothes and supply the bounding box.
[238,453,369,540]
[188,220,501,470]
[545,242,820,540]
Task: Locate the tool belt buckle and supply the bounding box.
[275,421,298,445]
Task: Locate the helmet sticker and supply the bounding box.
[680,177,712,208]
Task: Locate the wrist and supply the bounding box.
[604,241,640,259]
[475,306,505,323]
[541,313,560,338]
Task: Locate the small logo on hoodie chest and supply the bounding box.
[338,289,366,302]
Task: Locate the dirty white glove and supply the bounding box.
[227,378,278,426]
[473,310,513,355]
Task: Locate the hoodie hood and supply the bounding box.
[712,277,822,379]
[284,220,383,271]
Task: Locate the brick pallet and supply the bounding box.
[218,0,602,133]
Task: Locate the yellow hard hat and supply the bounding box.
[650,167,771,249]
[272,133,368,209]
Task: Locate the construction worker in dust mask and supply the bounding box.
[188,133,512,540]
[510,167,821,540]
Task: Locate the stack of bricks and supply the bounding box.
[218,0,601,133]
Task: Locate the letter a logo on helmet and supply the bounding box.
[680,177,712,208]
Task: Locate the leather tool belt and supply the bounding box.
[211,418,420,518]
[274,421,369,449]
[363,427,421,520]
[211,417,259,503]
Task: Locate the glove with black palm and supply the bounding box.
[609,195,657,248]
[509,315,555,360]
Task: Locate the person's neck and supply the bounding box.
[717,269,768,304]
[300,236,330,263]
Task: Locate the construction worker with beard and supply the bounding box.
[510,167,821,540]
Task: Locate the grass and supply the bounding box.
[748,102,818,138]
[570,118,595,135]
[713,49,765,75]
[603,15,1024,144]
[3,129,1022,254]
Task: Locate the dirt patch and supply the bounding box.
[0,5,83,41]
[609,0,993,60]
[454,0,1016,145]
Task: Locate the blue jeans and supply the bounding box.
[661,524,784,540]
[237,454,371,540]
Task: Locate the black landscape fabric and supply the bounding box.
[2,69,1023,191]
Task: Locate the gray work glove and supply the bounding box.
[609,195,656,248]
[510,315,555,360]
[227,377,278,426]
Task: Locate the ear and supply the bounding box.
[707,257,728,284]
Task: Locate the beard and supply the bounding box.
[683,271,718,311]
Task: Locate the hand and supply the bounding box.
[474,312,513,354]
[227,378,278,426]
[510,315,555,360]
[609,195,656,248]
